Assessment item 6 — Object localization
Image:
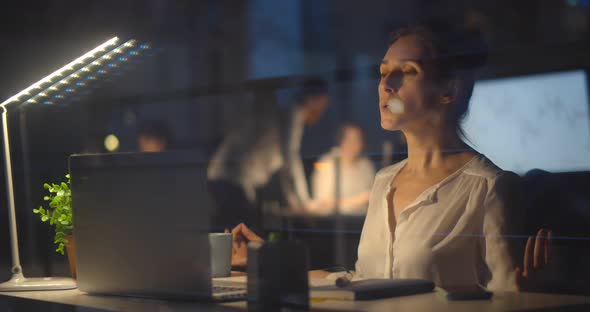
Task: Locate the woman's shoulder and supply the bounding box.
[464,154,511,178]
[463,154,521,190]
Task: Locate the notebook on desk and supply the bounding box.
[69,152,246,301]
[310,279,435,300]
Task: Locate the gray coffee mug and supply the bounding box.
[209,233,232,278]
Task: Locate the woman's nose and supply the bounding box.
[383,74,403,94]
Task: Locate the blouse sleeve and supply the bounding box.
[482,172,524,291]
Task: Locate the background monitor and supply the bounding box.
[462,70,590,174]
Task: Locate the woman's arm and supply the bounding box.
[482,172,523,291]
[230,224,349,281]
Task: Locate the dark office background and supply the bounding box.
[0,0,589,279]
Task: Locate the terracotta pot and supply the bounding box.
[65,234,77,279]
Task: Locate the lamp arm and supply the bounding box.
[1,105,23,279]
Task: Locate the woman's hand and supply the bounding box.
[226,223,264,268]
[515,228,556,291]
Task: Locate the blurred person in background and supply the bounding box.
[308,122,376,215]
[207,78,330,230]
[137,120,172,153]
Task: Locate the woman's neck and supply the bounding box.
[402,126,470,176]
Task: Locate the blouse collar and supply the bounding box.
[383,154,482,208]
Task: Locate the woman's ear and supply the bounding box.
[439,79,461,105]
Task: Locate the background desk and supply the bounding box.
[2,288,590,311]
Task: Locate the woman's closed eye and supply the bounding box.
[401,63,420,77]
[380,68,419,80]
[380,69,403,80]
[402,68,417,76]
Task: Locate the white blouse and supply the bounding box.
[355,154,522,291]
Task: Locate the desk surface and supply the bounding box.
[2,287,590,312]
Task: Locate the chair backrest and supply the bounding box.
[522,171,590,237]
[522,170,590,293]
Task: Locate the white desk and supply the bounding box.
[2,288,590,311]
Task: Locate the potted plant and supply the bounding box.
[33,174,76,278]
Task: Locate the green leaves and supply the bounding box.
[33,174,72,255]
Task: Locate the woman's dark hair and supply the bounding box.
[389,22,488,140]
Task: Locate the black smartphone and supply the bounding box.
[443,286,493,300]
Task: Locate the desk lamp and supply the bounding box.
[0,36,149,291]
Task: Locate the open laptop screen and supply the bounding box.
[69,151,213,298]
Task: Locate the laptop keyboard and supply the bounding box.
[213,285,246,293]
[212,285,247,301]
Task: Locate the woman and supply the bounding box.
[230,23,551,291]
[308,122,376,215]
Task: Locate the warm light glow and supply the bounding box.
[104,134,120,152]
[314,161,330,171]
[0,37,119,107]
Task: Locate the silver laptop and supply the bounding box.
[69,151,246,301]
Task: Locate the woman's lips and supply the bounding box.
[385,98,405,114]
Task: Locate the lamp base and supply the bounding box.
[0,274,77,291]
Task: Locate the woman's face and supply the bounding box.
[378,35,445,132]
[339,126,364,160]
